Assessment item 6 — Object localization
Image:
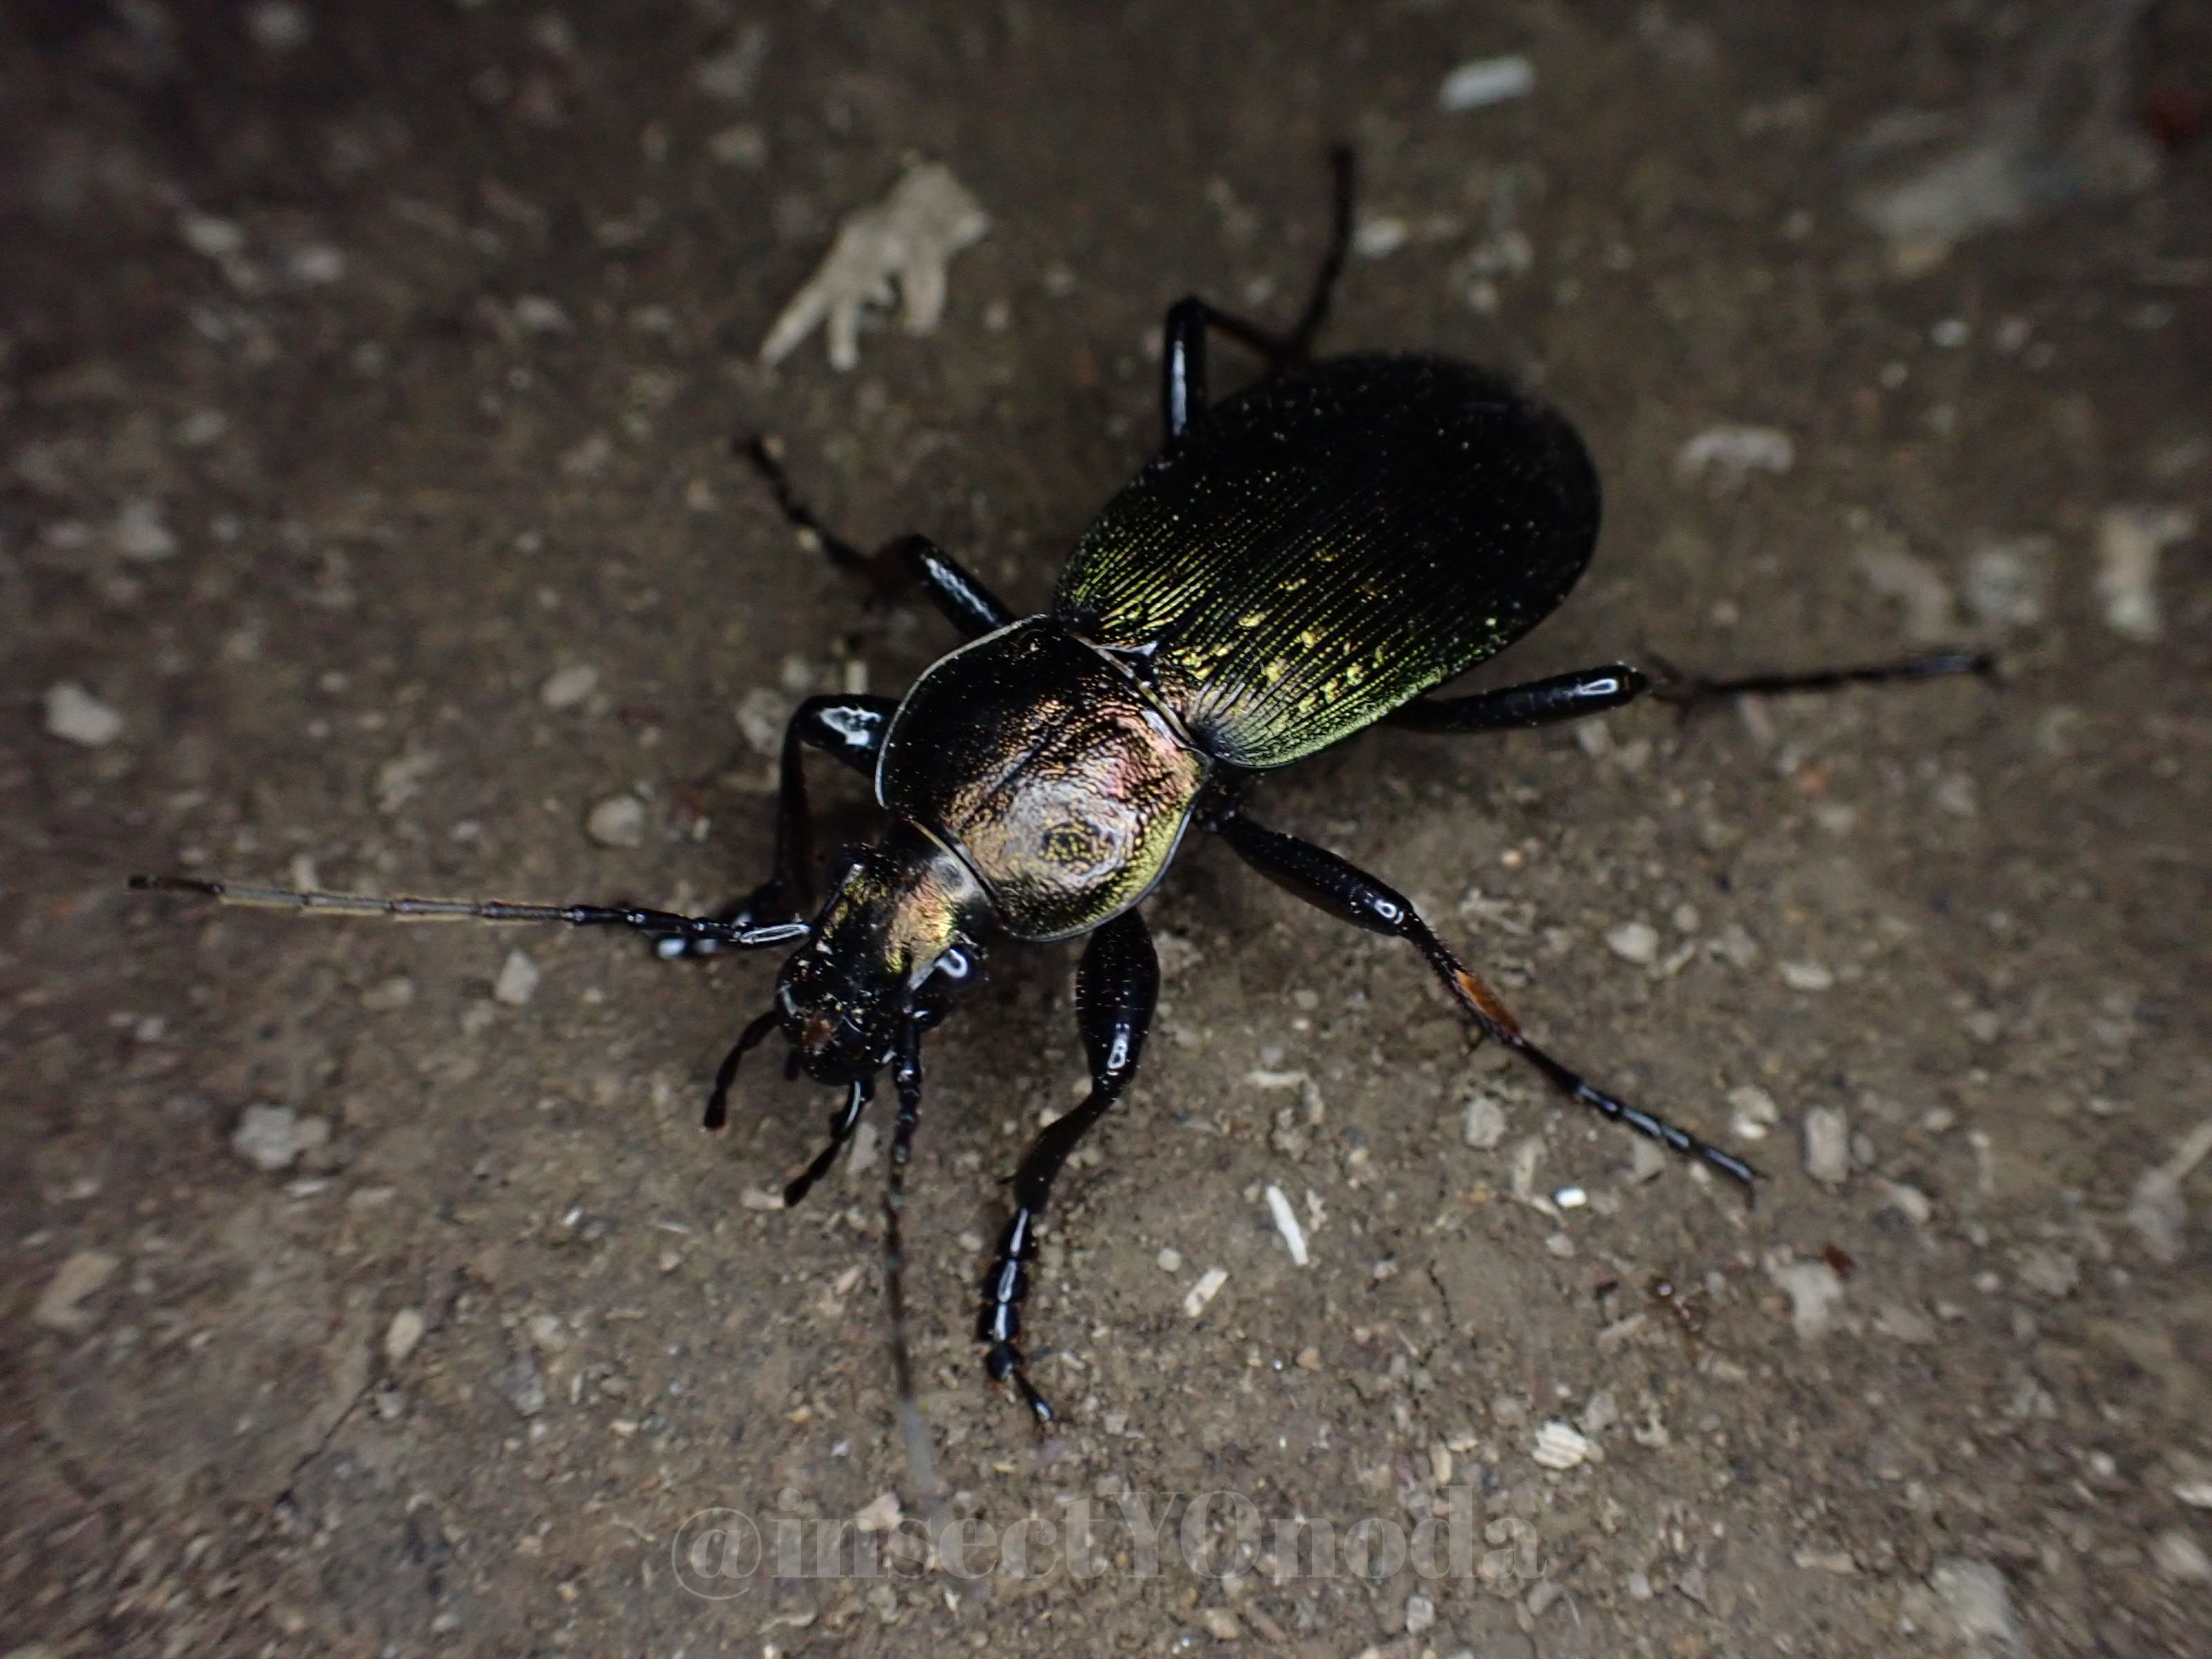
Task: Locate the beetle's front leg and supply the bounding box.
[1210,812,1760,1192]
[659,693,899,959]
[979,908,1159,1425]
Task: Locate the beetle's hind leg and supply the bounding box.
[978,909,1159,1426]
[738,435,1013,639]
[1159,147,1355,442]
[1208,813,1759,1192]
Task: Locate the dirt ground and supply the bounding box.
[5,3,2210,1655]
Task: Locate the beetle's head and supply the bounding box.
[776,823,992,1084]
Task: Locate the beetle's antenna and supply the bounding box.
[127,874,810,951]
[883,1018,949,1535]
[703,1006,783,1131]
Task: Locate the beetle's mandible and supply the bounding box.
[134,150,1989,1434]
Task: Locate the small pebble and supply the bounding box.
[113,499,176,561]
[1531,1421,1595,1469]
[1781,959,1835,992]
[1627,1569,1653,1600]
[1461,1094,1507,1150]
[385,1307,427,1367]
[1197,1609,1240,1641]
[1855,542,1956,642]
[1438,55,1535,111]
[1930,1559,2018,1648]
[585,794,646,847]
[1605,920,1660,965]
[360,975,415,1011]
[2153,1531,2211,1583]
[1156,1246,1182,1273]
[1581,1388,1620,1434]
[2016,1246,2079,1299]
[493,949,541,1006]
[1676,426,1794,486]
[33,1249,120,1332]
[1554,1186,1587,1210]
[2095,504,2191,641]
[539,664,599,709]
[853,1491,903,1533]
[231,1104,325,1173]
[1874,1303,1936,1344]
[1803,1107,1850,1184]
[1403,1593,1436,1636]
[1264,1184,1309,1266]
[1727,1084,1779,1142]
[44,682,123,747]
[1183,1266,1228,1318]
[1768,1259,1847,1339]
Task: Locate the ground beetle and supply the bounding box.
[135,151,1987,1434]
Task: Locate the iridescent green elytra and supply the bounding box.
[864,350,1599,956]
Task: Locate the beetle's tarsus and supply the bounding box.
[1647,648,1997,715]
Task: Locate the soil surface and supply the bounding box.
[4,3,2210,1656]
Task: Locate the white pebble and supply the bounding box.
[1727,1084,1779,1141]
[1353,217,1408,259]
[1780,959,1834,992]
[1438,55,1536,111]
[180,214,245,259]
[539,664,599,709]
[1403,1593,1436,1636]
[232,1104,304,1172]
[2153,1531,2211,1583]
[44,682,123,747]
[33,1249,120,1332]
[288,244,346,285]
[1768,1259,1847,1339]
[113,498,177,561]
[854,1490,903,1534]
[585,794,646,847]
[2127,1168,2185,1264]
[513,294,574,334]
[1675,425,1794,486]
[1554,1186,1588,1210]
[1156,1246,1182,1273]
[384,1306,427,1367]
[1930,1559,2018,1647]
[1264,1184,1309,1266]
[1183,1266,1228,1318]
[1461,1094,1507,1150]
[1803,1107,1850,1184]
[2095,505,2192,641]
[1532,1421,1594,1469]
[494,949,541,1006]
[1605,920,1660,965]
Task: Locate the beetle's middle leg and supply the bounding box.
[740,435,1014,638]
[1208,812,1759,1191]
[979,907,1159,1425]
[1159,147,1355,441]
